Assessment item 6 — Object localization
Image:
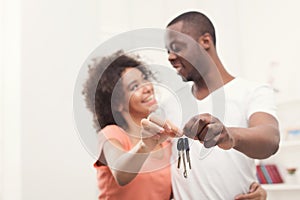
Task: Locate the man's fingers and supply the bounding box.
[235,182,265,200]
[183,114,213,139]
[249,182,260,193]
[184,117,201,139]
[197,125,218,148]
[183,116,199,137]
[234,192,258,200]
[201,123,223,148]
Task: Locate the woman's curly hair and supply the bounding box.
[82,50,154,132]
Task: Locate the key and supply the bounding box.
[184,138,191,169]
[182,145,187,178]
[177,138,188,178]
[177,138,183,169]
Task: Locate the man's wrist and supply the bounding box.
[227,127,239,149]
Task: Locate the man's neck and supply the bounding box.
[192,70,234,100]
[192,47,234,99]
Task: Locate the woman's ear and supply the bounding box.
[112,103,123,112]
[117,104,124,112]
[197,33,212,50]
[112,98,124,112]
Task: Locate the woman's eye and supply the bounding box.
[130,84,139,91]
[142,75,149,82]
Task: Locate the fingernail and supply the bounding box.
[176,129,184,137]
[159,127,164,134]
[166,123,171,131]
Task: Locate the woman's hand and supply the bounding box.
[148,113,183,137]
[140,114,183,150]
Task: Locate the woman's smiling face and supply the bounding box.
[120,67,157,120]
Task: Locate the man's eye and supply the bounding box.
[171,43,181,53]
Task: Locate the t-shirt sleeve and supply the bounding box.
[95,125,131,167]
[246,84,278,120]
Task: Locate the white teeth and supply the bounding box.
[144,95,153,102]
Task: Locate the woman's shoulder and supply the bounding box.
[99,125,131,149]
[100,124,124,134]
[99,124,127,137]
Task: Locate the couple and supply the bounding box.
[82,11,279,200]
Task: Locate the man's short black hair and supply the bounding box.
[167,11,216,46]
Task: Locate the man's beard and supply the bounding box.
[179,72,193,82]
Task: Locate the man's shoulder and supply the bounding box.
[233,77,259,86]
[229,77,269,91]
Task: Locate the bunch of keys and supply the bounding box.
[177,138,191,178]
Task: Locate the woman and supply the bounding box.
[82,50,267,200]
[83,50,176,200]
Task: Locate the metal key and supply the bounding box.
[177,138,183,169]
[184,138,191,170]
[177,138,187,178]
[182,144,187,178]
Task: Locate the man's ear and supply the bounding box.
[197,33,213,50]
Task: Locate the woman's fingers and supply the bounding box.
[141,118,164,138]
[147,113,183,137]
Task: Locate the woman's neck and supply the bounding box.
[122,113,143,145]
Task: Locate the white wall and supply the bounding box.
[97,0,242,75]
[0,0,3,198]
[1,0,22,199]
[237,0,300,104]
[20,0,100,199]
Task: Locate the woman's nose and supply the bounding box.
[142,82,153,93]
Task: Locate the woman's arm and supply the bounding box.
[102,117,175,186]
[102,138,154,186]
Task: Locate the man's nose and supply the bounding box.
[168,52,177,62]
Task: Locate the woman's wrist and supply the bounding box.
[138,140,156,153]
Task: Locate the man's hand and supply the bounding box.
[183,113,235,150]
[235,182,267,200]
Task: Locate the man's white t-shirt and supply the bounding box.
[170,77,277,200]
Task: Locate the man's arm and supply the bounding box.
[229,112,279,159]
[183,112,280,159]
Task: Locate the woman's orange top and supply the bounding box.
[94,125,172,200]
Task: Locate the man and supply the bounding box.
[164,11,279,199]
